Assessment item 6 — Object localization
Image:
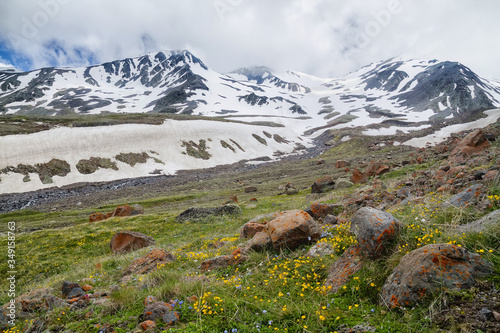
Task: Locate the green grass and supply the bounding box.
[1,136,499,332]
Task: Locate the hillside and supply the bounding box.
[1,120,499,332]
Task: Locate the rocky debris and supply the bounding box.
[306,242,334,257]
[443,184,487,208]
[380,244,493,308]
[201,248,247,271]
[335,160,351,168]
[228,195,238,203]
[12,288,63,313]
[311,176,335,193]
[351,169,368,184]
[245,186,258,193]
[278,182,297,194]
[110,231,155,254]
[459,209,500,233]
[350,207,401,258]
[335,177,353,190]
[324,245,364,293]
[175,204,242,222]
[89,204,144,222]
[123,248,176,276]
[61,281,85,299]
[240,221,266,239]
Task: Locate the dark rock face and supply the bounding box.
[380,244,493,308]
[393,62,496,116]
[175,204,242,222]
[362,61,409,92]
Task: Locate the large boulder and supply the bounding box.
[443,184,487,208]
[266,210,322,251]
[123,248,176,276]
[175,204,242,222]
[324,244,364,293]
[350,207,401,258]
[110,231,155,254]
[380,244,493,308]
[243,210,322,252]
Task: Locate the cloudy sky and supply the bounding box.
[0,0,499,79]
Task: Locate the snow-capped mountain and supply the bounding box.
[1,52,499,133]
[1,51,500,195]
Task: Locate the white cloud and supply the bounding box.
[0,0,499,80]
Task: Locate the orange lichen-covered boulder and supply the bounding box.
[324,244,364,293]
[266,210,322,251]
[380,244,493,309]
[350,207,401,259]
[110,231,155,254]
[123,248,175,276]
[351,169,368,184]
[89,213,107,223]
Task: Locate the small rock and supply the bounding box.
[306,242,334,257]
[479,307,493,321]
[323,215,338,225]
[140,320,156,330]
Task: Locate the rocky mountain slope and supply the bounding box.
[1,51,500,195]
